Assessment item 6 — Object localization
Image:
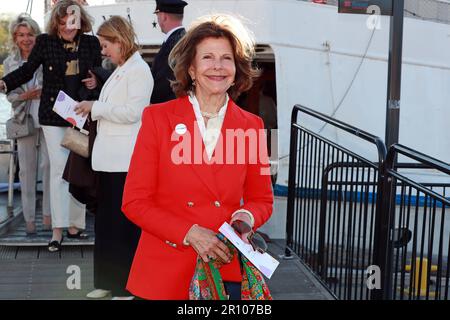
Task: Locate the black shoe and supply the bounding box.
[66,230,89,239]
[48,236,64,252]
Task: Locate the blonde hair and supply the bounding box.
[46,0,93,36]
[169,14,259,100]
[96,16,139,62]
[9,14,41,54]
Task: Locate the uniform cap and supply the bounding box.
[154,0,188,14]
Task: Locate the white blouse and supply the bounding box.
[188,93,228,160]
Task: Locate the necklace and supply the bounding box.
[201,110,219,119]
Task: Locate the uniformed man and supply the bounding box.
[151,0,188,104]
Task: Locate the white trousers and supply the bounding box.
[41,126,85,229]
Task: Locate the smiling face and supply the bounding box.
[57,15,78,42]
[188,37,236,99]
[14,25,36,57]
[98,36,123,66]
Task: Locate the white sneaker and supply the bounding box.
[111,296,135,300]
[86,289,111,299]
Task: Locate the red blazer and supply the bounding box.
[122,96,273,300]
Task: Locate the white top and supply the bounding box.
[188,93,228,160]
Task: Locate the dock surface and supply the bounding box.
[0,192,333,300]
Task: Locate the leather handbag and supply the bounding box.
[61,127,89,158]
[6,114,35,139]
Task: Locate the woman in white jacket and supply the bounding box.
[74,16,153,299]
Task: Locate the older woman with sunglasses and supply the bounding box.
[122,14,273,300]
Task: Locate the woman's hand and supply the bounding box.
[185,225,232,263]
[19,87,41,101]
[230,212,253,244]
[81,70,97,90]
[74,100,94,117]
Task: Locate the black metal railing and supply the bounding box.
[286,105,450,300]
[318,161,381,300]
[285,104,386,300]
[381,145,450,300]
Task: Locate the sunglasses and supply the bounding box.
[231,220,268,254]
[17,14,30,23]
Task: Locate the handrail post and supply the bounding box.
[385,0,404,148]
[372,146,397,300]
[285,106,300,259]
[371,159,390,300]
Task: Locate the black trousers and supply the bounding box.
[224,282,242,300]
[93,172,140,296]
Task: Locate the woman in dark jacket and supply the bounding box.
[0,0,102,252]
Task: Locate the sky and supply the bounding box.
[0,0,116,28]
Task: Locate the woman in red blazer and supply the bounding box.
[122,14,273,300]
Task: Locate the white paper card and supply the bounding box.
[219,222,280,279]
[52,90,87,129]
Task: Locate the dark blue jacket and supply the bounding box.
[150,28,185,104]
